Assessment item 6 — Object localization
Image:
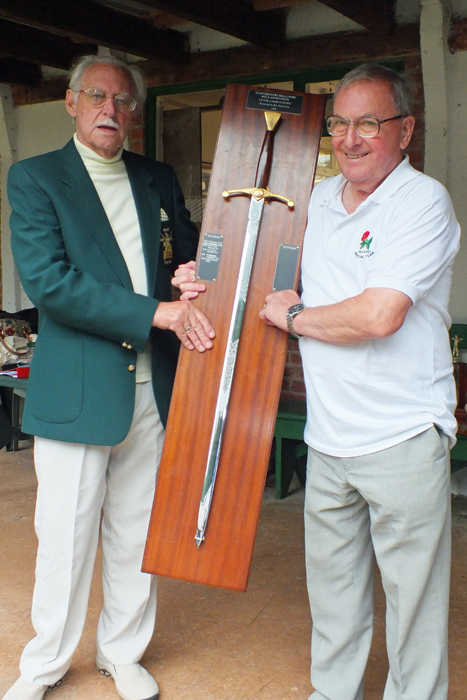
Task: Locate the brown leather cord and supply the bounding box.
[0,330,31,357]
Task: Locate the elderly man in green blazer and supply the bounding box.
[3,55,213,700]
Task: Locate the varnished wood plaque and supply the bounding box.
[143,84,326,591]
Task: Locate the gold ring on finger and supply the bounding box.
[185,326,193,332]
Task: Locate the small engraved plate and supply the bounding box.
[246,90,303,115]
[197,233,224,282]
[272,244,300,291]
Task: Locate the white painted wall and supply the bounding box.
[445,46,467,494]
[13,100,74,163]
[0,99,74,310]
[446,49,467,324]
[416,0,467,326]
[0,85,20,311]
[287,3,363,39]
[420,0,451,186]
[419,0,467,493]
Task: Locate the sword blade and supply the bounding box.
[195,110,286,547]
[195,197,265,546]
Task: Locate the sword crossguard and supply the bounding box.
[222,186,294,209]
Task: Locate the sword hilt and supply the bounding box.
[255,111,281,188]
[222,186,294,209]
[222,111,294,208]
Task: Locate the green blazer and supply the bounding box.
[7,139,198,445]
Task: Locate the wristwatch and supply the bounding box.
[286,303,305,338]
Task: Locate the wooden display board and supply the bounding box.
[143,84,326,591]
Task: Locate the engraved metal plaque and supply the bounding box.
[272,244,300,291]
[197,233,224,282]
[246,90,304,115]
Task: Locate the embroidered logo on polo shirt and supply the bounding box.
[160,207,173,266]
[355,230,374,258]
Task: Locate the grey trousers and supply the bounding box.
[305,427,451,700]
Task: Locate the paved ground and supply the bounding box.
[0,441,466,699]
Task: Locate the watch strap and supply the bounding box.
[286,303,305,338]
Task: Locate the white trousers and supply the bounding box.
[19,382,165,686]
[305,427,451,700]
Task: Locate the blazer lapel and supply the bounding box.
[60,139,133,289]
[123,150,161,296]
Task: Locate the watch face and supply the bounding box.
[286,304,304,338]
[289,304,305,317]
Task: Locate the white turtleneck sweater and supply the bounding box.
[74,134,152,382]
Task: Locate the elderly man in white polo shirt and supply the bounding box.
[259,63,460,700]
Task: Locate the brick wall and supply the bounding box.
[404,55,425,172]
[128,110,145,154]
[281,337,306,401]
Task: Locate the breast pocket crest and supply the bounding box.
[160,207,173,266]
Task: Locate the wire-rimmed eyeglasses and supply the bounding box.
[326,114,404,138]
[77,88,138,114]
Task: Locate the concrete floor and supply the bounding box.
[0,441,466,700]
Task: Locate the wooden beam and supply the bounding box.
[449,17,467,52]
[0,57,41,86]
[253,0,313,9]
[318,0,396,33]
[13,76,66,105]
[0,0,188,64]
[0,19,96,69]
[12,24,420,106]
[144,10,185,28]
[132,0,285,49]
[140,23,419,86]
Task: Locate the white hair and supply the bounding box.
[334,63,413,116]
[68,54,147,106]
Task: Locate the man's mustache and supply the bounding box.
[96,119,119,130]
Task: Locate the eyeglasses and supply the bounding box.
[326,114,404,138]
[77,88,138,113]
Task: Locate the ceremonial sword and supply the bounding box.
[195,110,294,547]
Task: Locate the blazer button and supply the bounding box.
[127,344,132,350]
[122,341,128,348]
[128,365,136,372]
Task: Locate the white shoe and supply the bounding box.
[96,655,159,700]
[2,677,63,700]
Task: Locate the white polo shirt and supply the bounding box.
[300,156,461,457]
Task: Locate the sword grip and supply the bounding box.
[255,130,274,190]
[255,111,282,190]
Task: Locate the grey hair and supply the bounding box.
[333,63,413,116]
[68,54,147,107]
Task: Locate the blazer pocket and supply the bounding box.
[29,334,84,424]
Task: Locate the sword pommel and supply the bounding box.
[264,110,282,132]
